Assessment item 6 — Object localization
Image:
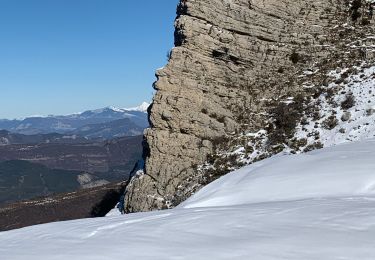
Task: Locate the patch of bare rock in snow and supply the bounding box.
[296,65,375,147]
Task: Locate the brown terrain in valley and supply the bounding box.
[0,135,143,176]
[0,181,127,231]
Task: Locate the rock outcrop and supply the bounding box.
[125,0,375,212]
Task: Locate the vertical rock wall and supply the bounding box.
[125,0,370,212]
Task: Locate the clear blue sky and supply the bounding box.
[0,0,179,119]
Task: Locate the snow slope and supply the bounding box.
[296,65,375,148]
[1,139,375,259]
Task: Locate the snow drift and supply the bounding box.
[1,139,375,259]
[182,139,375,208]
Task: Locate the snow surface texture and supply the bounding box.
[1,139,375,260]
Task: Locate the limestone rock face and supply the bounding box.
[125,0,373,212]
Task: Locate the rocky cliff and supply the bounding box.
[125,0,375,212]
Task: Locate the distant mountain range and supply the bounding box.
[0,103,150,138]
[71,118,145,139]
[0,130,91,145]
[0,103,148,206]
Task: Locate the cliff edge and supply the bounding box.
[125,0,375,212]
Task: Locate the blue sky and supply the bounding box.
[0,0,179,119]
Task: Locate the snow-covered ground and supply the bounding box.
[296,65,375,147]
[1,139,375,259]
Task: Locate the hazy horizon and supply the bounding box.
[0,0,179,119]
[0,101,150,120]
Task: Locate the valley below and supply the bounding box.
[0,105,147,226]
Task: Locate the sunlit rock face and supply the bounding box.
[125,0,375,212]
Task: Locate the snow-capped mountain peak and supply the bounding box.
[107,106,125,113]
[84,106,129,115]
[0,104,150,135]
[92,102,150,114]
[125,102,150,113]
